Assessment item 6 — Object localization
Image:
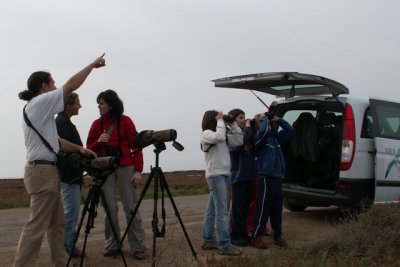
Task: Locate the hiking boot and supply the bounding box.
[201,241,218,250]
[218,246,242,256]
[250,236,268,249]
[274,238,287,247]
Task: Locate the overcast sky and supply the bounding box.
[1,0,399,178]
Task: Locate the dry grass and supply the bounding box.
[208,203,400,267]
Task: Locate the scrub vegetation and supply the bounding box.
[204,203,400,267]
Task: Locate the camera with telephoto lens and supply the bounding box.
[222,114,235,124]
[57,152,119,178]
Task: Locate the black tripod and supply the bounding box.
[66,171,128,267]
[120,142,198,267]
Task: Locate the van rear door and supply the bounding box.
[370,98,400,203]
[212,72,349,98]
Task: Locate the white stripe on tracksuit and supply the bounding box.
[253,178,267,236]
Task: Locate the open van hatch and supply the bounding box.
[212,72,349,98]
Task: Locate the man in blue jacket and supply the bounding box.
[250,111,293,249]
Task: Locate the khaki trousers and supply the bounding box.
[13,165,67,267]
[101,166,147,252]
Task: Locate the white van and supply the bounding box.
[213,72,400,211]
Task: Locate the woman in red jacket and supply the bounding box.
[87,89,147,260]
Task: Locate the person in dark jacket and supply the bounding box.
[227,109,257,247]
[250,111,293,249]
[55,92,85,257]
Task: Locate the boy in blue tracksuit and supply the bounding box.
[250,112,293,249]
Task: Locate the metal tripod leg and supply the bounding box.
[66,183,94,267]
[99,189,128,266]
[151,167,160,267]
[65,182,128,267]
[157,167,198,260]
[119,166,158,265]
[121,165,198,267]
[122,145,198,266]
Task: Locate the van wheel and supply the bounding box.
[283,197,307,212]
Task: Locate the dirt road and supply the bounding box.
[0,194,342,266]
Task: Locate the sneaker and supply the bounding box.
[103,249,118,257]
[262,227,271,236]
[218,246,242,256]
[249,237,268,249]
[201,241,218,250]
[133,251,146,260]
[274,238,287,247]
[231,238,249,247]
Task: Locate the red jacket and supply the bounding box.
[87,114,143,172]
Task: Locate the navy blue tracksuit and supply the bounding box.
[251,117,292,240]
[228,126,257,242]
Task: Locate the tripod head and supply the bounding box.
[89,169,115,187]
[153,140,166,153]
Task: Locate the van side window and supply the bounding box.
[386,117,400,135]
[371,102,400,140]
[361,108,373,139]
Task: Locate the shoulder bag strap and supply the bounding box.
[107,120,121,147]
[23,105,58,156]
[100,117,117,135]
[106,121,117,135]
[107,118,121,147]
[200,142,215,152]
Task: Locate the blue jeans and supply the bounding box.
[202,175,232,251]
[61,182,81,253]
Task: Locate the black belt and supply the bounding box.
[27,160,57,166]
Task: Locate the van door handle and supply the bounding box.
[368,149,376,155]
